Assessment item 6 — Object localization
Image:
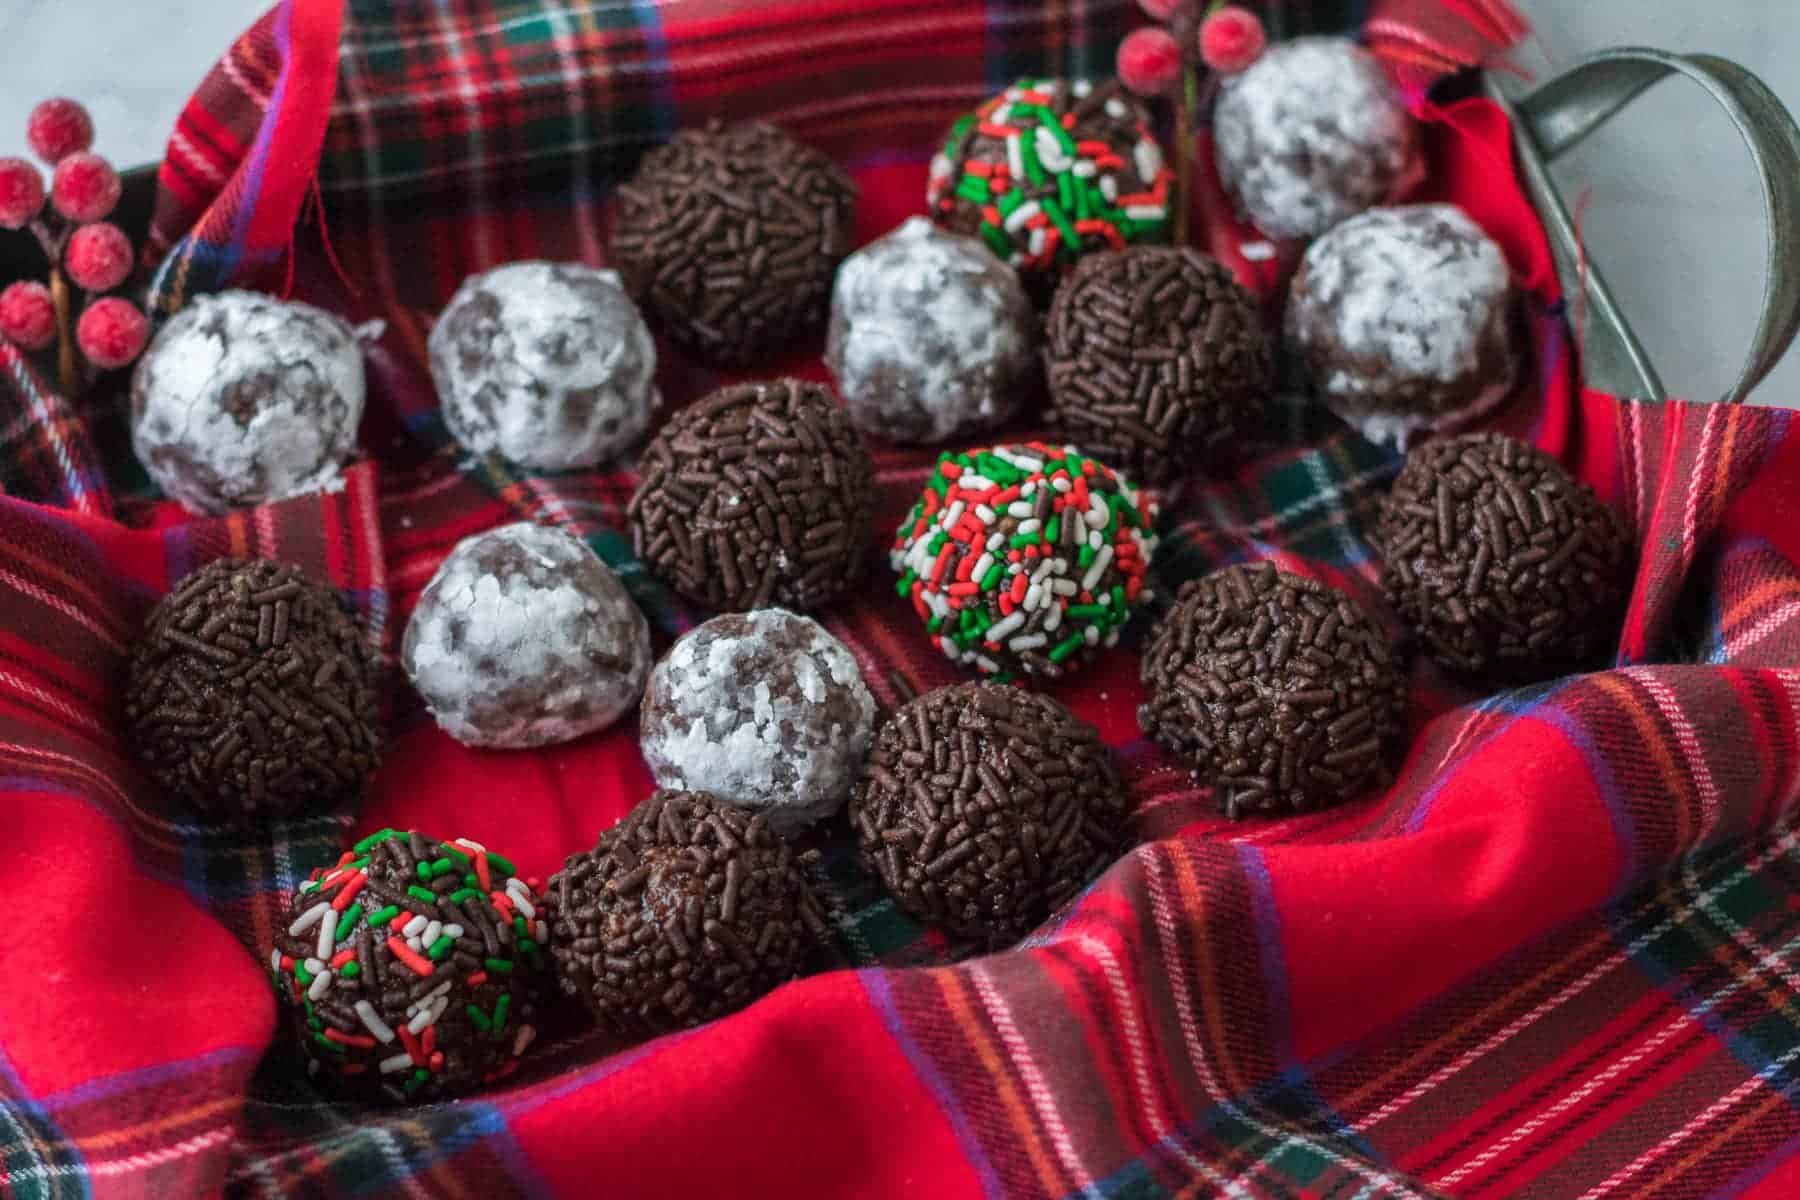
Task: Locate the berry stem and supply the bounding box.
[1174,65,1197,246]
[47,266,77,397]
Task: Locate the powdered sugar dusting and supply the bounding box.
[1214,37,1419,240]
[130,290,365,515]
[429,261,659,470]
[403,521,651,748]
[827,217,1035,444]
[639,610,876,835]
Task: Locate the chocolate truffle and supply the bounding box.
[628,378,874,613]
[611,121,855,367]
[428,261,658,471]
[1138,563,1404,818]
[402,522,651,749]
[126,559,381,824]
[1044,246,1273,482]
[890,443,1159,680]
[546,789,829,1039]
[826,217,1036,444]
[1376,432,1633,680]
[850,682,1127,946]
[131,290,365,515]
[1213,37,1422,241]
[269,829,548,1102]
[639,610,876,835]
[1285,204,1520,447]
[928,78,1172,301]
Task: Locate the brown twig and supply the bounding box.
[1174,66,1197,247]
[47,266,77,398]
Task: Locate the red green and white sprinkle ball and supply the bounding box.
[270,829,549,1103]
[892,442,1159,680]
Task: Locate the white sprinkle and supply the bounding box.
[993,102,1013,124]
[402,916,428,938]
[513,1024,537,1056]
[1004,200,1041,234]
[355,1000,396,1044]
[1241,241,1277,262]
[456,838,486,853]
[1028,227,1045,258]
[1036,126,1072,173]
[986,532,1005,551]
[1073,160,1097,178]
[1044,605,1064,633]
[1088,496,1108,527]
[994,448,1044,472]
[1007,134,1025,184]
[1104,629,1121,648]
[976,655,1001,674]
[1134,139,1164,183]
[535,920,548,942]
[1082,544,1114,592]
[1099,592,1113,606]
[974,504,997,524]
[1126,205,1164,221]
[1105,97,1128,119]
[1100,176,1119,203]
[1085,625,1101,646]
[269,949,282,974]
[944,500,966,529]
[1024,584,1044,611]
[510,893,537,920]
[1032,559,1054,584]
[308,970,333,1001]
[380,1052,413,1075]
[972,552,995,581]
[288,904,328,936]
[422,920,443,948]
[407,981,453,1015]
[444,924,464,939]
[1051,476,1072,493]
[1088,530,1104,549]
[1007,502,1033,518]
[1010,634,1048,652]
[407,1004,438,1035]
[959,473,995,490]
[1016,518,1041,536]
[987,612,1026,643]
[316,913,335,961]
[1074,80,1093,97]
[1050,578,1079,596]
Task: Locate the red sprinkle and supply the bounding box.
[387,937,435,977]
[331,872,366,911]
[329,949,355,969]
[324,1028,376,1049]
[466,971,489,987]
[398,1025,425,1065]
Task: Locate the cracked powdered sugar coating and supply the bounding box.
[130,290,366,515]
[403,521,652,748]
[429,261,659,470]
[639,610,876,835]
[826,217,1036,444]
[1214,37,1420,240]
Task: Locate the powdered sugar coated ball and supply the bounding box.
[429,261,658,471]
[1285,204,1518,447]
[404,522,651,749]
[639,610,876,836]
[131,290,365,515]
[827,217,1036,445]
[1214,37,1420,240]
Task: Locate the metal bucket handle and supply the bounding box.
[1489,48,1800,404]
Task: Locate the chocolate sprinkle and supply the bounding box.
[629,379,874,612]
[1138,563,1404,818]
[126,559,381,823]
[1044,247,1273,483]
[546,790,827,1039]
[269,829,548,1102]
[611,121,856,368]
[1376,432,1634,680]
[849,682,1128,945]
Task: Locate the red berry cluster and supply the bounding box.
[0,98,149,381]
[1118,1,1267,97]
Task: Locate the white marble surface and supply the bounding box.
[2,0,1795,403]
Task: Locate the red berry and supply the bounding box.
[1199,6,1267,74]
[27,98,95,165]
[1117,27,1183,97]
[1138,0,1184,19]
[0,281,56,351]
[0,157,45,229]
[76,297,148,369]
[65,222,134,292]
[51,152,120,223]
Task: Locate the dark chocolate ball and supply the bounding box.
[1376,432,1633,680]
[928,79,1172,303]
[269,829,549,1102]
[850,682,1127,946]
[611,121,855,367]
[1045,246,1273,482]
[628,378,875,613]
[546,789,829,1039]
[126,559,382,824]
[1138,562,1404,818]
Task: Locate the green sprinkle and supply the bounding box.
[1078,544,1096,569]
[341,961,361,980]
[514,916,528,935]
[449,888,481,904]
[335,903,364,941]
[353,829,403,853]
[439,845,472,868]
[979,223,1012,259]
[368,905,400,928]
[895,570,917,599]
[1009,533,1038,550]
[487,851,516,878]
[927,531,947,555]
[294,962,312,986]
[996,188,1024,218]
[413,1068,430,1085]
[1042,199,1080,257]
[518,938,539,956]
[312,1031,346,1053]
[955,176,990,206]
[465,1004,492,1032]
[948,113,975,144]
[406,885,436,904]
[1045,517,1060,544]
[980,563,1005,591]
[416,861,433,881]
[1110,585,1128,614]
[426,935,455,961]
[493,994,511,1032]
[464,873,480,887]
[1057,170,1075,217]
[1067,604,1108,621]
[484,958,514,973]
[1049,633,1086,663]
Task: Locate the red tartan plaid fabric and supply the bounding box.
[8,2,1800,1198]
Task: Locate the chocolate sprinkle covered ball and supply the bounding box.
[131,290,365,515]
[1376,432,1633,680]
[1213,37,1421,241]
[269,829,548,1102]
[1044,246,1273,482]
[1286,205,1520,448]
[850,682,1127,946]
[639,610,877,836]
[546,789,829,1039]
[428,261,658,470]
[928,79,1172,301]
[126,559,381,824]
[826,217,1037,445]
[611,121,855,367]
[891,443,1159,680]
[629,378,874,613]
[402,522,651,749]
[1138,563,1404,818]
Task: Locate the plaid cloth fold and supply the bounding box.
[6,2,1800,1197]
